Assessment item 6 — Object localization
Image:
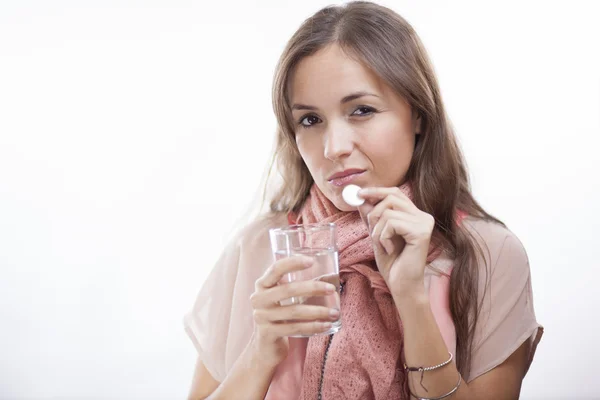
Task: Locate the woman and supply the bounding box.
[184,2,543,399]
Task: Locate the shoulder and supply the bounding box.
[461,216,529,275]
[233,212,288,250]
[223,212,289,271]
[211,212,288,270]
[464,217,542,382]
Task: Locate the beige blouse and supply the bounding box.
[183,212,543,384]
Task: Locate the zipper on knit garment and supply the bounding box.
[317,334,333,400]
[317,280,344,400]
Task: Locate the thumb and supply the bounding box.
[357,200,390,257]
[357,201,375,233]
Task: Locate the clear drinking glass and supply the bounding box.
[268,222,342,337]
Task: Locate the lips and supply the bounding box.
[327,169,366,187]
[328,168,365,181]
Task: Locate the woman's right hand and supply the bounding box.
[249,256,340,367]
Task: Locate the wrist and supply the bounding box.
[392,284,429,310]
[248,332,285,370]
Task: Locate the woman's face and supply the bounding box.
[289,44,422,212]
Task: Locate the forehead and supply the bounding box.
[289,44,385,104]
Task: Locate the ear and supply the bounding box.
[412,109,422,135]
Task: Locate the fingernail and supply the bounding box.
[329,309,340,318]
[320,322,333,329]
[325,284,336,292]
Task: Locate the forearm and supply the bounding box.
[206,336,278,400]
[394,288,473,400]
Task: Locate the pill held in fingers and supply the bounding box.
[342,184,365,207]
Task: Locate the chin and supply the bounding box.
[331,196,355,212]
[336,202,355,212]
[320,186,357,212]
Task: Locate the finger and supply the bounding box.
[380,210,435,242]
[380,212,435,256]
[365,196,412,233]
[358,187,416,233]
[371,209,412,255]
[252,279,336,309]
[267,320,334,337]
[256,256,314,289]
[380,216,412,243]
[254,304,339,324]
[358,186,413,203]
[357,201,375,230]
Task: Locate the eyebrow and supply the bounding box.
[291,91,380,111]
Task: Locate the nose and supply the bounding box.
[323,123,354,161]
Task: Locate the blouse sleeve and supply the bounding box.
[182,213,285,383]
[467,228,543,382]
[183,233,242,383]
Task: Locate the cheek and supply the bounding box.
[367,131,413,160]
[296,136,321,171]
[365,125,415,180]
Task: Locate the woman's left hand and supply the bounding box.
[357,186,435,297]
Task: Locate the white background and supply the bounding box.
[1,1,599,399]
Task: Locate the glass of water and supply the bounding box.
[268,222,341,337]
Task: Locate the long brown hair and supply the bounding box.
[261,0,504,378]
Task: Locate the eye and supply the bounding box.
[298,114,321,128]
[352,106,376,116]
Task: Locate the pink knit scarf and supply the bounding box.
[265,182,465,400]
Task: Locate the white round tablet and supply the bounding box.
[342,184,364,207]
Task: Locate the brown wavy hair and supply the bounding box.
[260,0,505,378]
